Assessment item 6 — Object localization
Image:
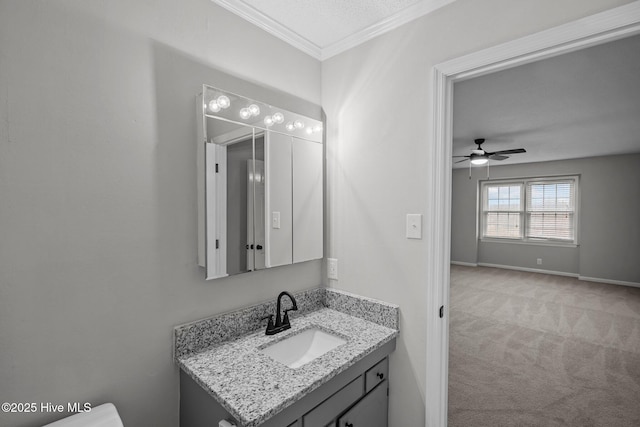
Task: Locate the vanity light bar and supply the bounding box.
[202,84,323,143]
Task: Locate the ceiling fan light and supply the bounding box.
[471,157,488,165]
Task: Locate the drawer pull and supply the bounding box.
[345,423,354,427]
[376,372,384,380]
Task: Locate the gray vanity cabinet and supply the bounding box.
[179,339,395,427]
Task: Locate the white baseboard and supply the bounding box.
[578,276,640,289]
[450,261,478,267]
[477,262,579,278]
[471,263,640,288]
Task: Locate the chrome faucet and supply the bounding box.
[261,291,298,335]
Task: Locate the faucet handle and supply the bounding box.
[261,314,276,335]
[261,314,274,327]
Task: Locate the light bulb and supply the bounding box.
[248,104,260,116]
[239,108,251,120]
[272,112,284,124]
[294,120,304,129]
[313,124,323,133]
[305,127,313,135]
[471,157,488,165]
[216,95,231,109]
[264,116,274,127]
[208,100,221,113]
[285,122,295,131]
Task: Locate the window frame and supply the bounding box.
[480,175,579,246]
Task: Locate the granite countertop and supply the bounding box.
[177,306,398,427]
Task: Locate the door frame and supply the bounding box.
[425,2,640,425]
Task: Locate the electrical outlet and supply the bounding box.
[327,258,338,280]
[537,258,542,265]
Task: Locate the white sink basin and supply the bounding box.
[260,327,347,369]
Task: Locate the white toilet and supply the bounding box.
[42,403,124,427]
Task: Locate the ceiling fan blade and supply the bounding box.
[491,148,526,155]
[453,155,470,158]
[489,154,509,161]
[455,158,469,164]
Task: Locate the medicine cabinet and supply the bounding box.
[197,85,323,280]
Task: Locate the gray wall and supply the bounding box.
[0,1,321,426]
[451,154,640,283]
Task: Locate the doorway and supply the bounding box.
[425,3,640,426]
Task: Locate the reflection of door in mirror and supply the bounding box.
[246,136,265,271]
[202,115,261,278]
[210,129,266,276]
[247,159,265,271]
[200,116,270,278]
[226,138,252,275]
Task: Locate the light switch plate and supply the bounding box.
[272,211,281,229]
[327,258,338,280]
[406,214,422,239]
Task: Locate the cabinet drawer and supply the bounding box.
[303,376,364,427]
[365,358,388,393]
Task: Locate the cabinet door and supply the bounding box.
[265,131,293,267]
[337,380,388,427]
[292,137,323,263]
[303,376,363,427]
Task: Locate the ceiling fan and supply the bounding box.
[454,138,526,165]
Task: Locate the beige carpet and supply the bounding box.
[448,265,640,427]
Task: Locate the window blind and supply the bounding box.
[526,180,575,241]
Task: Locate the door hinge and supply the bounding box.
[215,239,219,249]
[215,163,219,173]
[439,305,444,318]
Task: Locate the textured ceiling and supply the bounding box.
[212,0,454,59]
[452,34,640,168]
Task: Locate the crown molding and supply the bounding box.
[212,0,455,61]
[211,0,322,59]
[321,0,456,60]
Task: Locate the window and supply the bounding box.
[483,183,523,238]
[481,176,578,244]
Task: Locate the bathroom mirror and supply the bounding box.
[197,85,323,280]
